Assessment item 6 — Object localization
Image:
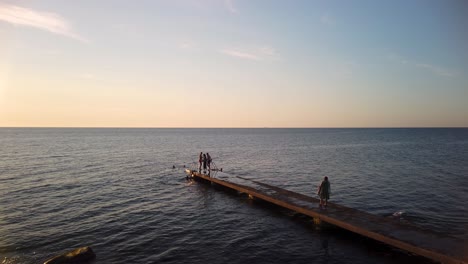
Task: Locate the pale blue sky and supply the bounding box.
[1,0,467,127]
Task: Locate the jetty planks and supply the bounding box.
[186,170,467,264]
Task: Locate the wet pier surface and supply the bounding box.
[186,170,467,264]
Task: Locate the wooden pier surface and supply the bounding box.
[186,170,467,264]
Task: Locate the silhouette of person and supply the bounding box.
[206,153,212,171]
[198,152,203,172]
[202,153,207,172]
[317,176,331,208]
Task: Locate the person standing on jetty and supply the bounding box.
[202,153,207,172]
[199,152,203,172]
[317,176,331,208]
[206,153,212,172]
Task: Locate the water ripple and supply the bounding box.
[1,128,466,264]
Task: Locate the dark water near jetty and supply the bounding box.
[1,128,467,263]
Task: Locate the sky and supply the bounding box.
[0,0,467,128]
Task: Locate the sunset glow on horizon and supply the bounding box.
[1,0,467,128]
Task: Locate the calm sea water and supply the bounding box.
[0,128,467,264]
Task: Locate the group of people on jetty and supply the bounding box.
[198,152,212,173]
[194,152,331,209]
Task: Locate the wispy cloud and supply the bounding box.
[387,53,456,77]
[320,13,335,26]
[221,46,280,61]
[0,3,87,43]
[224,0,237,14]
[221,49,260,61]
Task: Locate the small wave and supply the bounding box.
[153,246,181,261]
[392,211,405,218]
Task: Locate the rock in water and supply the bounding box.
[44,246,96,264]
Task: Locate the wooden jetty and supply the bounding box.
[186,169,467,264]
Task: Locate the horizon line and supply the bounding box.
[1,126,467,129]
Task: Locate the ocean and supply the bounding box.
[0,128,467,263]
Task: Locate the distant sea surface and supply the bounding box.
[1,128,467,264]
